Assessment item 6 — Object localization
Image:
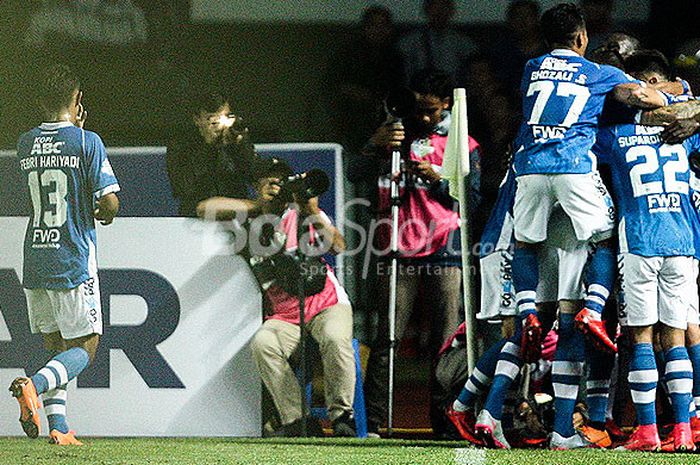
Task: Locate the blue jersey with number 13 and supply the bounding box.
[17,121,119,289]
[514,49,636,176]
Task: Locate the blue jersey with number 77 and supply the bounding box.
[513,49,637,176]
[17,121,120,289]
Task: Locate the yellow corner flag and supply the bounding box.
[441,88,470,200]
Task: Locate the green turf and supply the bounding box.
[1,437,699,465]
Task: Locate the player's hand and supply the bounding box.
[295,195,320,216]
[75,91,87,128]
[369,122,405,150]
[662,118,700,144]
[256,177,281,202]
[410,160,441,184]
[94,198,114,225]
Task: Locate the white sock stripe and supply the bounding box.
[518,303,537,312]
[43,388,67,401]
[694,396,700,407]
[36,368,58,390]
[465,380,482,395]
[515,290,537,301]
[502,341,520,356]
[588,284,610,299]
[473,368,491,385]
[629,370,659,384]
[666,360,693,374]
[631,389,657,404]
[46,360,69,386]
[44,404,66,417]
[495,360,520,379]
[586,295,606,307]
[667,378,694,394]
[587,380,611,389]
[690,402,696,413]
[588,393,609,398]
[552,361,584,376]
[553,382,579,400]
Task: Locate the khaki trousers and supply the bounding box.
[250,303,355,425]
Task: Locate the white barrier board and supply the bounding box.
[0,217,262,436]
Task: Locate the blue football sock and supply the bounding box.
[31,347,90,395]
[629,343,658,426]
[584,244,615,315]
[665,346,693,424]
[43,385,69,433]
[688,343,700,415]
[512,247,538,316]
[585,340,615,425]
[483,337,522,421]
[455,338,507,410]
[552,313,585,438]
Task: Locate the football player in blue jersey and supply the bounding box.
[593,51,700,452]
[9,64,120,446]
[475,3,669,450]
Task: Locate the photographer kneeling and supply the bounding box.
[197,162,357,437]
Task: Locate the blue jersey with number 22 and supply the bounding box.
[17,121,120,289]
[514,49,636,176]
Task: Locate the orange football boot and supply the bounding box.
[49,429,83,446]
[9,377,41,438]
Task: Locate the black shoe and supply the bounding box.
[271,416,325,437]
[332,411,357,437]
[366,421,380,438]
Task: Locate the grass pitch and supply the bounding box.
[0,437,699,465]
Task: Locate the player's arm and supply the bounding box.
[196,197,260,220]
[640,99,700,126]
[94,193,119,225]
[612,83,667,109]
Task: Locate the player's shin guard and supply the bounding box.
[585,341,615,427]
[31,348,90,395]
[664,346,693,424]
[455,338,506,411]
[688,343,700,416]
[629,343,658,426]
[583,245,615,316]
[552,313,585,438]
[43,385,69,434]
[482,338,522,421]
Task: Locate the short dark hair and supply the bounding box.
[37,64,79,114]
[409,68,455,100]
[624,50,671,81]
[589,46,624,69]
[540,3,586,48]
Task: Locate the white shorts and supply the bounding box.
[25,276,102,340]
[478,250,516,320]
[618,254,697,329]
[537,206,588,302]
[514,172,615,243]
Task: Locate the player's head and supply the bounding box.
[540,3,588,55]
[37,64,80,119]
[588,45,624,69]
[624,49,671,84]
[604,32,640,59]
[406,68,454,134]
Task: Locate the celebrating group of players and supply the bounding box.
[446,2,700,453]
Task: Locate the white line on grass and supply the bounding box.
[454,448,487,465]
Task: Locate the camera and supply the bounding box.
[256,158,330,200]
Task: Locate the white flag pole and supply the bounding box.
[452,88,477,374]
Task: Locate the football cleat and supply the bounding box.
[579,424,612,448]
[691,416,700,445]
[521,313,542,363]
[9,377,41,439]
[575,308,617,353]
[615,424,661,452]
[474,409,510,449]
[49,429,83,446]
[661,422,696,452]
[550,431,594,450]
[445,405,483,445]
